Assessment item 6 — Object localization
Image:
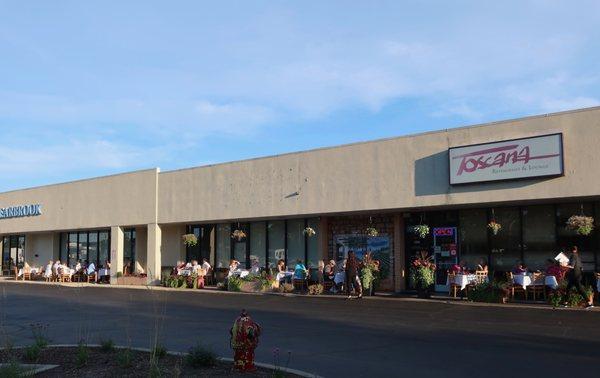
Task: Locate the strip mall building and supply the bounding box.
[1,107,599,292]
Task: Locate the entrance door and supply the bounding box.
[432,227,458,292]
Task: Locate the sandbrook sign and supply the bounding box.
[0,204,42,219]
[449,133,564,185]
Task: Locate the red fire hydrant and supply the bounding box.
[230,309,261,372]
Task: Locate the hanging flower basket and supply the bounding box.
[487,221,502,236]
[303,227,316,237]
[566,215,595,236]
[365,227,379,237]
[182,234,198,247]
[231,229,247,241]
[413,225,430,239]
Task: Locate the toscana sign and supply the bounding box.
[449,133,564,185]
[0,204,42,220]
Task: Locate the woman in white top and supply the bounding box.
[44,261,53,278]
[52,260,61,275]
[228,259,240,278]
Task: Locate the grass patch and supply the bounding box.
[117,348,132,368]
[99,338,115,352]
[23,344,41,362]
[76,343,89,368]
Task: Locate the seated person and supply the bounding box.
[123,259,132,276]
[249,258,260,275]
[75,261,82,274]
[23,262,31,274]
[476,259,489,272]
[545,259,567,281]
[201,258,212,274]
[293,259,308,280]
[317,260,325,284]
[44,261,53,278]
[52,260,61,276]
[512,261,528,275]
[191,260,202,274]
[227,259,240,278]
[324,260,336,282]
[87,262,96,275]
[449,263,462,274]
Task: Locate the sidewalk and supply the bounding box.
[0,276,595,312]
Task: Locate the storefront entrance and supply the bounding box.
[432,227,458,292]
[1,235,25,273]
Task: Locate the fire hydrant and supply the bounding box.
[230,309,261,372]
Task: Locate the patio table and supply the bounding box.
[513,273,532,290]
[545,276,559,289]
[276,271,293,282]
[454,274,477,290]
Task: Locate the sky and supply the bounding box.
[0,1,599,192]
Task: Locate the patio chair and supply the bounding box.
[22,272,31,281]
[474,270,488,284]
[528,272,546,301]
[86,272,97,283]
[60,273,72,283]
[507,272,527,300]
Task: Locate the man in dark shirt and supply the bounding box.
[345,251,363,299]
[567,246,593,309]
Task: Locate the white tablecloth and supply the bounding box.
[454,274,477,290]
[334,272,345,285]
[276,271,293,281]
[513,274,532,289]
[545,276,559,289]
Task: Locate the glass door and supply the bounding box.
[433,227,458,292]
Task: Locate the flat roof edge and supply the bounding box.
[159,105,600,175]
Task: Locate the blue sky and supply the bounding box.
[0,1,599,192]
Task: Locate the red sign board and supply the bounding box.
[433,228,454,236]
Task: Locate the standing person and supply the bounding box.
[566,246,593,308]
[345,251,362,299]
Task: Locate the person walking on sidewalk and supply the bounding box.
[566,246,593,309]
[345,250,363,299]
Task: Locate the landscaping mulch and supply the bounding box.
[0,347,296,377]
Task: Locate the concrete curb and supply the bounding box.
[1,278,595,312]
[2,344,323,378]
[0,362,58,375]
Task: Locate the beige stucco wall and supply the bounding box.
[24,233,55,267]
[158,107,600,224]
[0,169,159,234]
[160,224,185,266]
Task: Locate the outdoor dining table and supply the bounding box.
[17,267,39,277]
[454,274,478,290]
[512,273,532,290]
[276,271,293,282]
[98,268,110,277]
[545,275,559,289]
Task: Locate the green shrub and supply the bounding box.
[24,344,41,362]
[100,338,115,352]
[117,348,132,368]
[227,276,242,292]
[76,343,89,368]
[308,284,323,295]
[467,281,509,303]
[30,323,49,348]
[185,344,216,368]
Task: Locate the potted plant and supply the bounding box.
[409,251,436,298]
[231,229,247,241]
[413,224,430,239]
[182,234,198,247]
[360,252,380,296]
[487,221,502,235]
[303,227,316,237]
[566,215,595,236]
[365,227,379,237]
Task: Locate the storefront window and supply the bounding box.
[68,233,78,267]
[123,228,136,274]
[250,222,266,268]
[99,231,110,267]
[458,209,488,270]
[523,205,556,270]
[215,224,231,269]
[88,233,98,267]
[78,232,88,264]
[268,220,285,269]
[286,219,305,269]
[232,223,249,269]
[489,207,521,271]
[306,218,320,269]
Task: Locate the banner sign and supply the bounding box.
[0,204,42,219]
[449,133,563,185]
